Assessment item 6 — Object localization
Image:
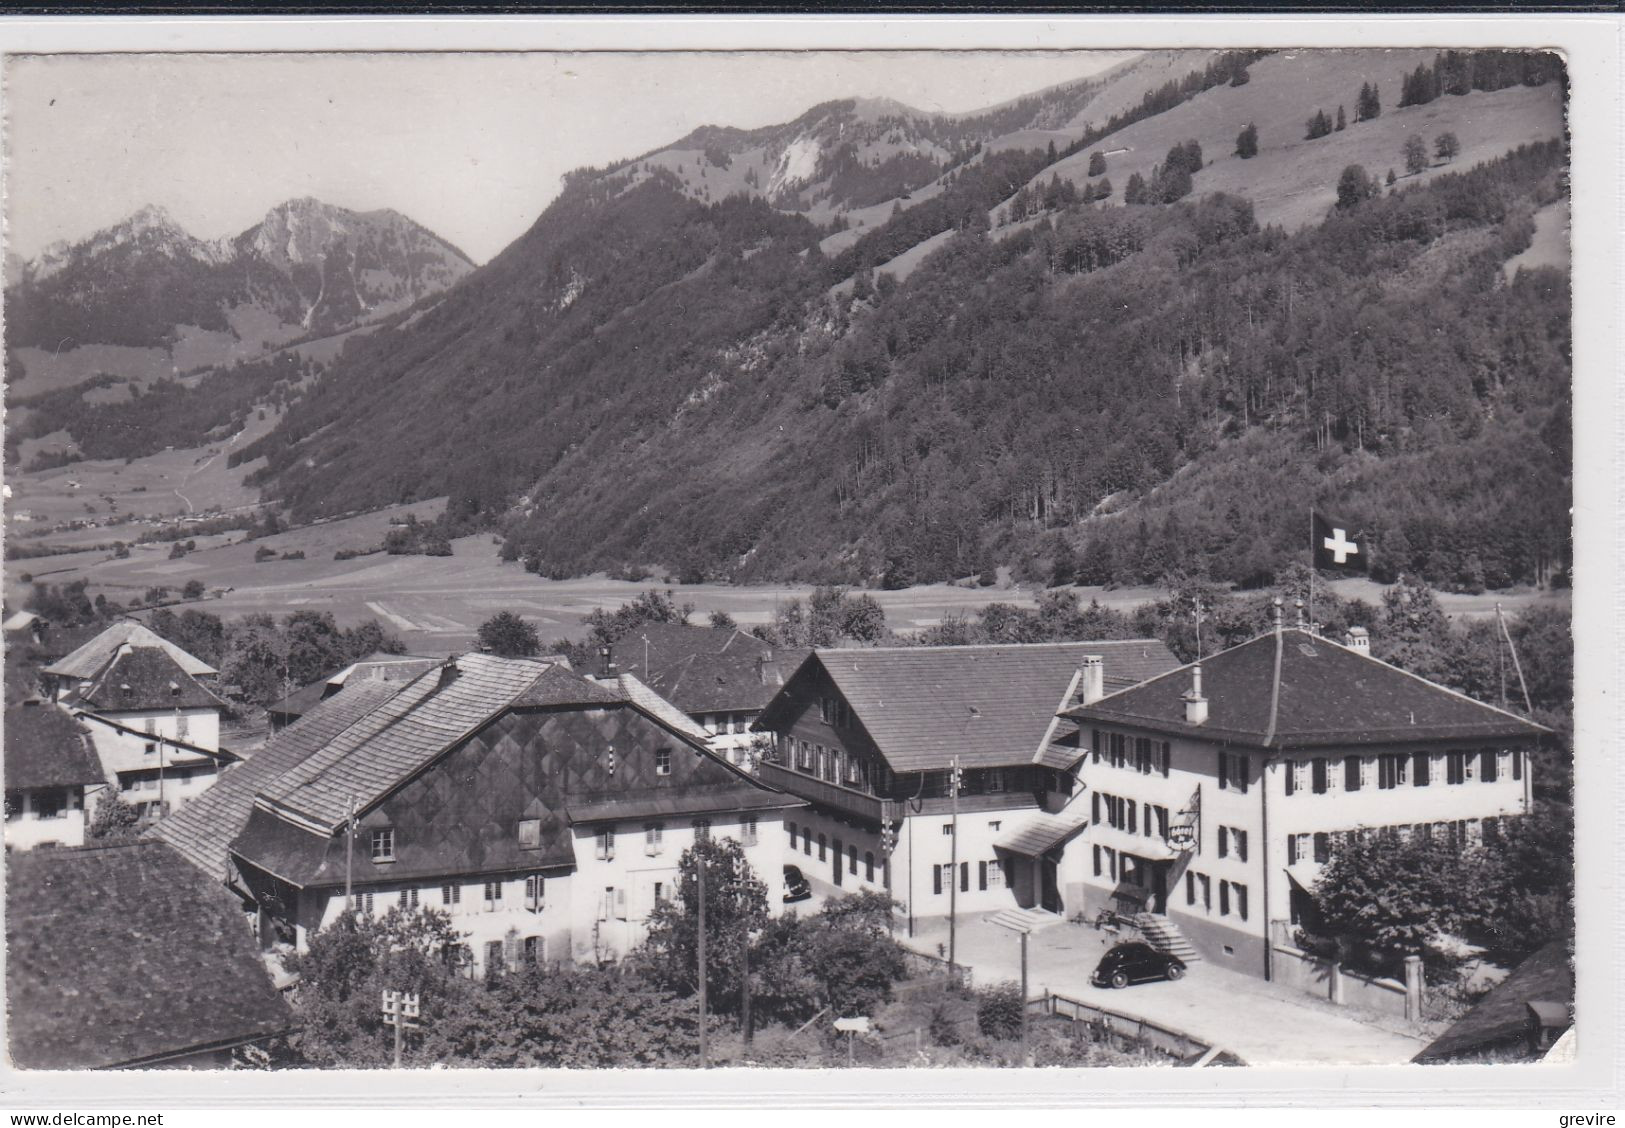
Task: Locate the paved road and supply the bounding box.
[901,914,1430,1067]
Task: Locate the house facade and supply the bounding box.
[227,654,802,977]
[751,641,1180,931]
[64,646,235,822]
[3,702,105,852]
[1053,614,1546,980]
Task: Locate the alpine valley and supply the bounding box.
[3,47,1571,596]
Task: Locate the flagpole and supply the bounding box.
[1307,507,1316,634]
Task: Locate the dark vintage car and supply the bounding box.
[1090,942,1186,988]
[783,864,812,903]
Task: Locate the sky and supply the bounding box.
[3,50,1135,265]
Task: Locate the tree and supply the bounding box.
[1386,168,1397,187]
[1305,109,1333,140]
[1235,122,1259,160]
[477,611,541,658]
[1311,832,1487,980]
[219,613,288,705]
[1123,172,1147,205]
[1434,131,1461,162]
[1335,164,1378,210]
[290,906,469,1067]
[283,610,353,686]
[707,608,737,631]
[1403,134,1429,176]
[1335,104,1347,131]
[88,793,142,840]
[182,579,206,600]
[802,891,906,1017]
[1229,65,1250,87]
[638,837,769,1018]
[1087,150,1106,177]
[1355,81,1381,122]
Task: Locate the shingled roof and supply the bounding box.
[70,646,225,714]
[762,641,1179,772]
[256,654,561,831]
[1064,627,1548,750]
[43,620,216,680]
[5,841,290,1069]
[609,623,797,714]
[150,680,406,880]
[1414,941,1573,1062]
[3,703,105,791]
[590,672,712,742]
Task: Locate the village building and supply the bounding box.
[5,840,291,1068]
[40,619,217,702]
[751,641,1180,929]
[605,622,806,767]
[63,645,236,821]
[3,701,105,851]
[1051,609,1547,980]
[224,653,803,977]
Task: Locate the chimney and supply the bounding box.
[1183,663,1208,725]
[1344,626,1370,652]
[438,658,460,688]
[1294,598,1306,631]
[598,646,615,679]
[1077,655,1105,705]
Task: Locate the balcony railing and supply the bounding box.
[757,761,896,824]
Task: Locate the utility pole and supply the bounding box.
[345,795,357,912]
[1020,928,1030,1066]
[697,856,708,1069]
[948,756,961,973]
[381,990,419,1069]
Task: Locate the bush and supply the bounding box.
[974,981,1025,1041]
[254,546,276,563]
[928,1002,962,1047]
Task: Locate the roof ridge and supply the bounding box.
[818,638,1166,656]
[1317,629,1551,729]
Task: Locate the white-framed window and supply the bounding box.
[655,748,672,776]
[370,827,395,863]
[645,822,665,855]
[941,824,954,837]
[525,874,545,912]
[595,825,616,860]
[360,892,375,915]
[985,768,1005,793]
[524,936,544,965]
[1291,760,1310,794]
[483,880,503,911]
[741,815,758,846]
[692,817,712,842]
[401,887,419,909]
[442,883,461,906]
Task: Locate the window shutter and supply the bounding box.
[978,861,988,891]
[1512,749,1523,780]
[960,862,969,893]
[933,865,943,895]
[1092,792,1101,823]
[1161,742,1171,777]
[1218,751,1229,791]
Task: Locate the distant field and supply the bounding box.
[4,507,1569,658]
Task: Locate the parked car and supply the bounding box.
[1091,942,1186,988]
[783,864,812,903]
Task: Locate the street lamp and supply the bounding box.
[992,915,1034,1066]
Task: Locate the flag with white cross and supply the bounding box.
[1312,511,1369,573]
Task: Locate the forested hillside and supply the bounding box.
[209,51,1571,592]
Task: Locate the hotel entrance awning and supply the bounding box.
[995,810,1090,857]
[1087,825,1179,861]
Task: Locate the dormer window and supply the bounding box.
[168,681,182,697]
[370,827,395,863]
[655,748,672,776]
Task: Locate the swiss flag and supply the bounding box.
[1313,512,1368,572]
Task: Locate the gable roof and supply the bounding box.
[1414,941,1573,1062]
[589,672,712,742]
[763,641,1179,772]
[43,620,216,680]
[3,703,105,790]
[255,654,563,831]
[69,646,225,713]
[150,680,407,879]
[1064,627,1548,750]
[609,623,797,714]
[5,841,290,1069]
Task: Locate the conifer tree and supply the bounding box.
[1235,122,1259,159]
[1335,104,1347,131]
